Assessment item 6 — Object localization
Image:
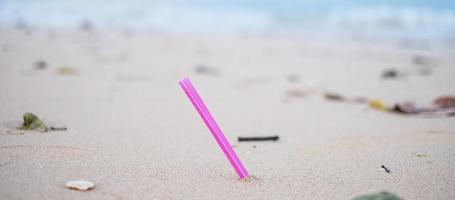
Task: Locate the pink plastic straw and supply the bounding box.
[179,78,249,179]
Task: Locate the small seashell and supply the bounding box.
[66,180,95,191]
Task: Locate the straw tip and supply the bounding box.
[179,77,190,82]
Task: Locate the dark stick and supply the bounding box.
[238,135,279,142]
[49,126,68,131]
[381,165,390,173]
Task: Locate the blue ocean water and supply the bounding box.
[1,0,454,41]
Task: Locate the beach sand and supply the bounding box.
[0,28,454,199]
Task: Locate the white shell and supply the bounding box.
[66,180,95,191]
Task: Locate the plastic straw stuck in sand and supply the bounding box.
[179,78,249,179]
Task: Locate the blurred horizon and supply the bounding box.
[1,0,455,42]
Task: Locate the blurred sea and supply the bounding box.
[1,0,455,41]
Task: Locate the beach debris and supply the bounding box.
[49,126,68,131]
[323,91,453,118]
[433,96,455,108]
[195,64,218,75]
[179,78,249,179]
[392,102,419,114]
[66,180,95,191]
[323,92,367,103]
[415,152,427,157]
[56,67,78,76]
[353,191,402,200]
[382,69,399,79]
[238,135,279,142]
[381,165,390,173]
[18,113,48,132]
[390,96,455,117]
[369,99,387,111]
[34,60,47,70]
[324,92,345,101]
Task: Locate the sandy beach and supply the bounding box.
[0,27,454,199]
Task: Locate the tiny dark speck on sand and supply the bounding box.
[34,60,47,69]
[381,165,390,173]
[382,69,398,79]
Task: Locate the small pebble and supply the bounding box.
[66,180,95,191]
[416,152,427,157]
[34,60,47,69]
[382,69,398,79]
[252,145,257,148]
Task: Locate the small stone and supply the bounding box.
[252,145,257,148]
[416,152,427,157]
[245,151,251,154]
[66,180,95,191]
[34,60,47,70]
[382,69,398,79]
